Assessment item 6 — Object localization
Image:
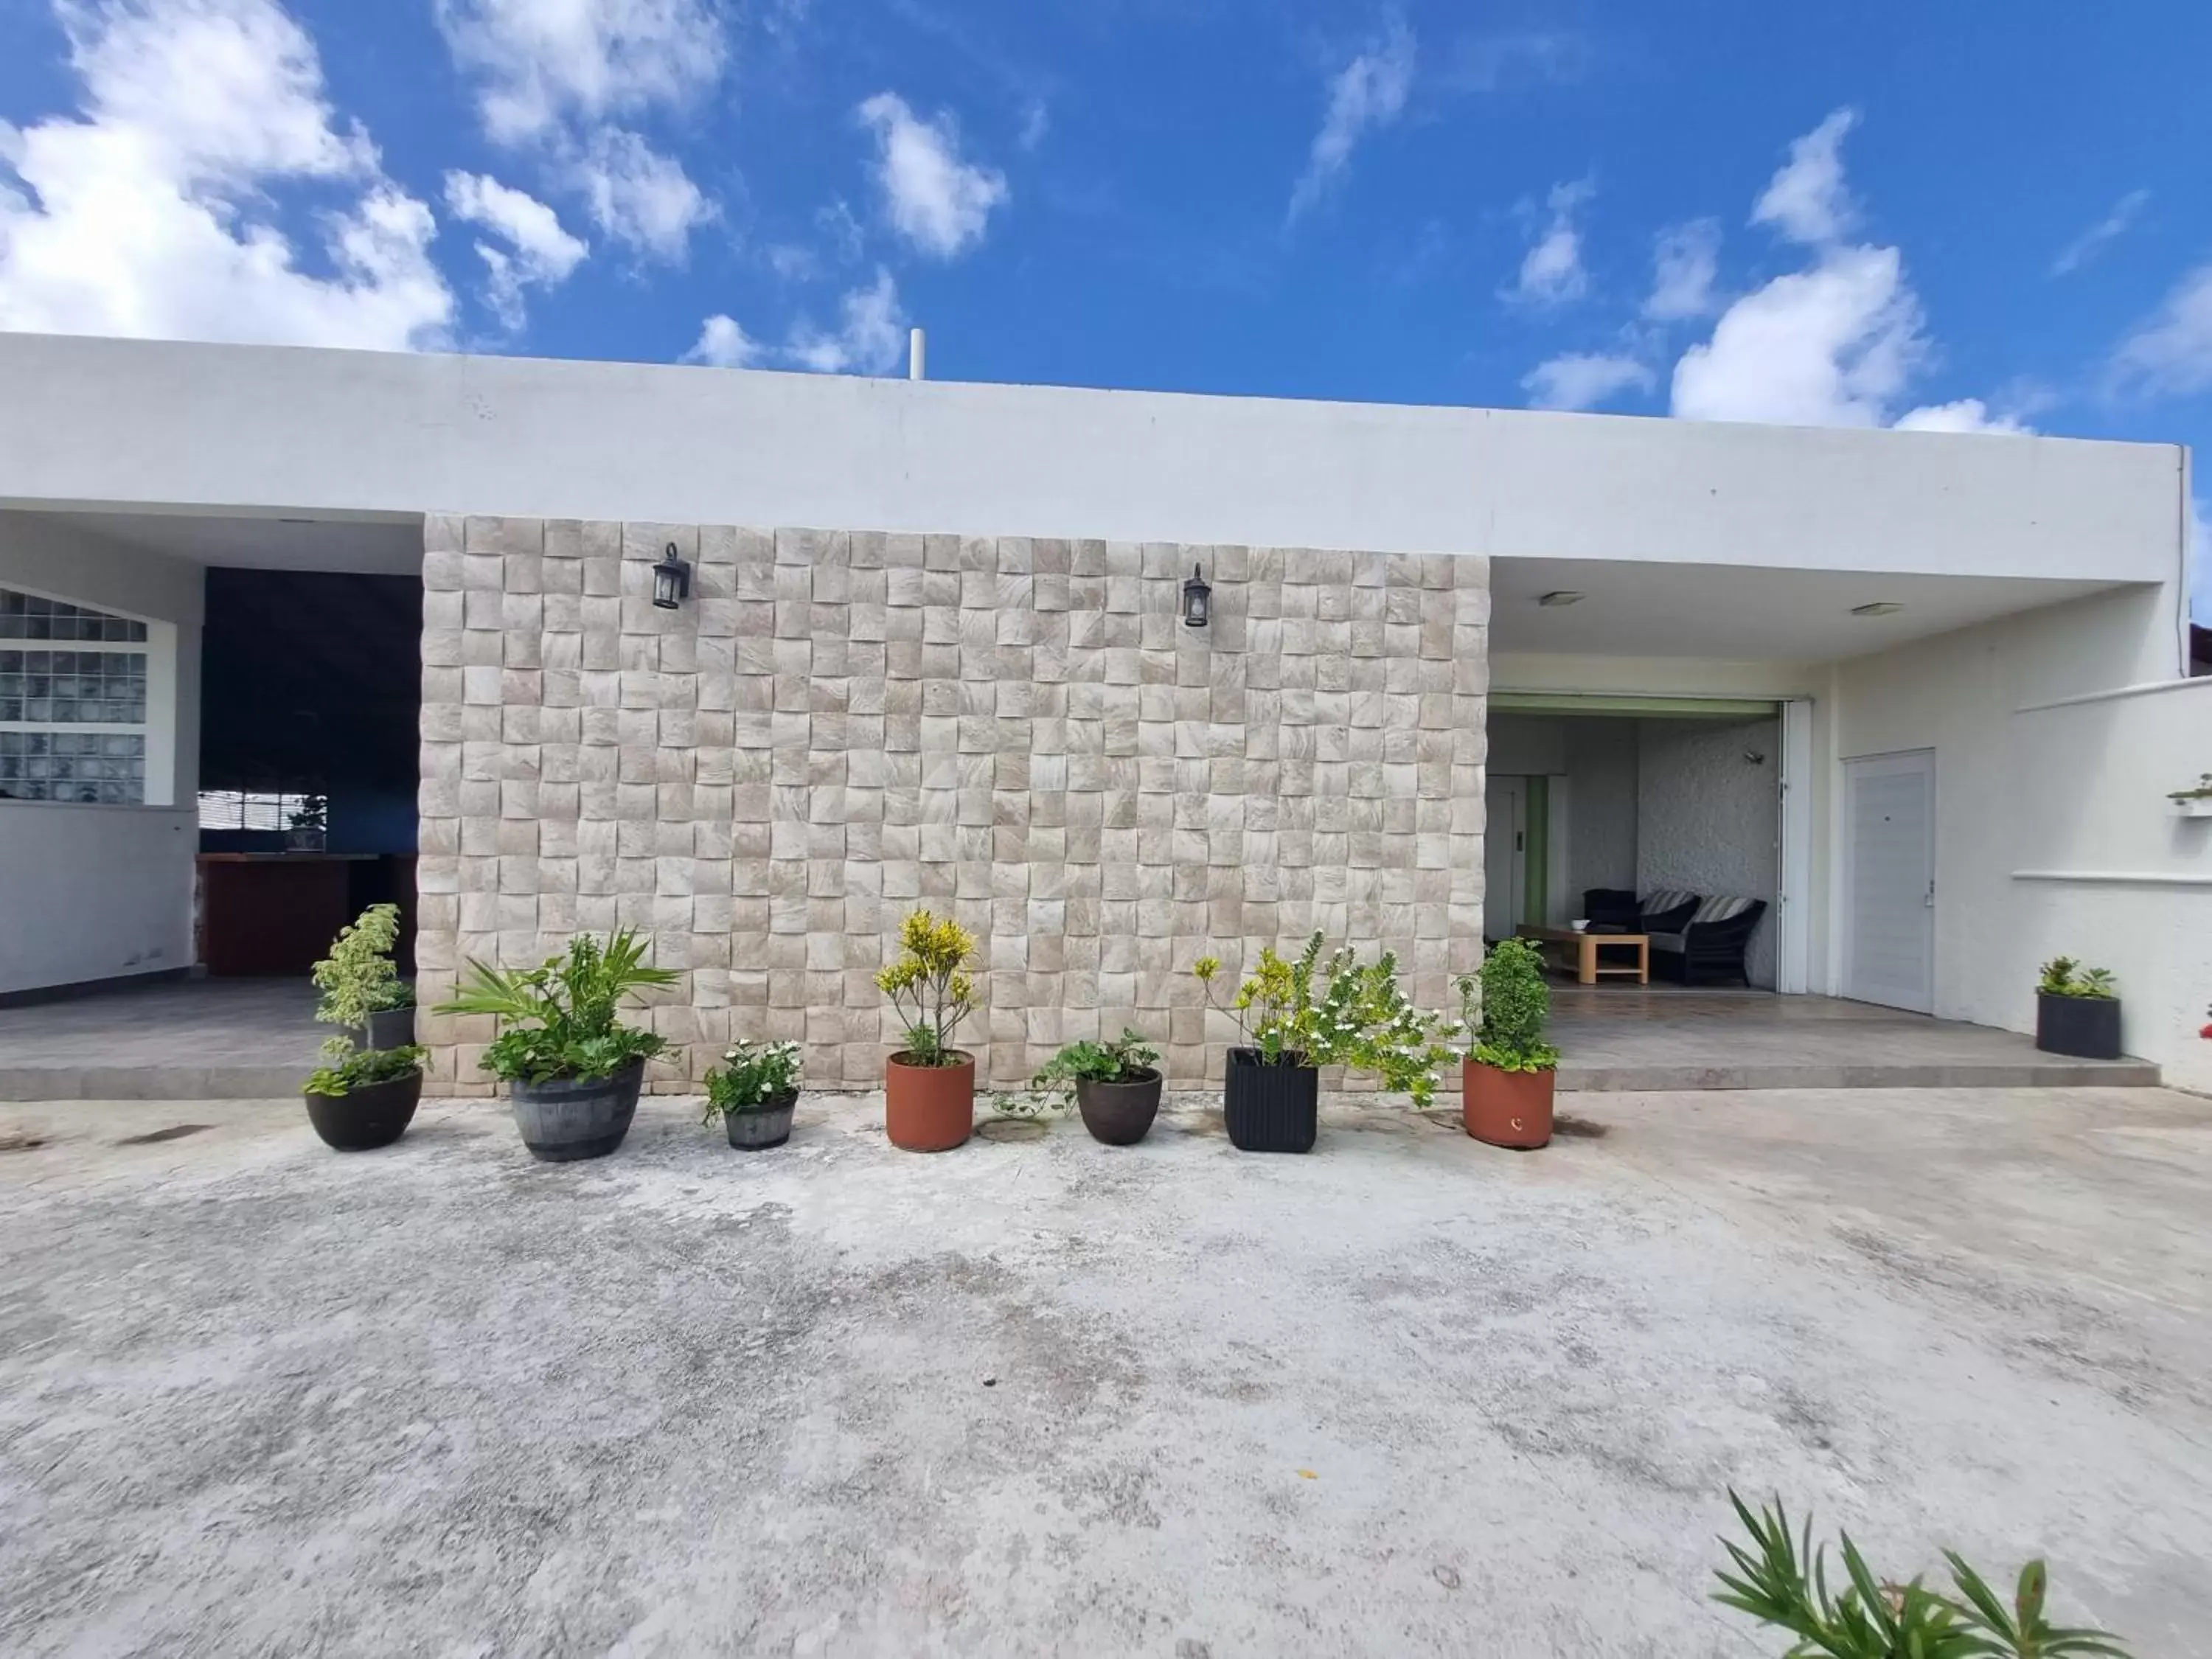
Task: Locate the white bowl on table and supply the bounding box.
[1569,919,1590,932]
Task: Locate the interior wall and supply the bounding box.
[1636,717,1781,987]
[1563,719,1639,900]
[0,511,203,994]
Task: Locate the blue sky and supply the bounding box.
[1,0,2208,619]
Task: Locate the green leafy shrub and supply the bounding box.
[1715,1492,2129,1658]
[875,909,978,1067]
[1192,933,1452,1105]
[702,1040,802,1120]
[2037,958,2117,1000]
[1467,937,1561,1074]
[310,903,411,1065]
[306,1045,426,1099]
[434,930,677,1084]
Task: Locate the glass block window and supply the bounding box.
[0,731,147,804]
[0,589,147,641]
[0,650,149,724]
[0,588,154,804]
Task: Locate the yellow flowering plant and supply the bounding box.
[1192,931,1453,1105]
[876,908,978,1068]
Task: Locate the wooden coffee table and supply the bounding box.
[1514,925,1649,986]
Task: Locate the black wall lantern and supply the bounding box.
[652,543,692,611]
[1181,562,1211,630]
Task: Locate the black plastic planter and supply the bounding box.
[2036,993,2122,1060]
[723,1090,798,1150]
[1222,1048,1318,1153]
[303,1071,422,1152]
[509,1058,645,1161]
[1075,1070,1162,1145]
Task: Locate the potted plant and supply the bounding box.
[1458,937,1563,1149]
[702,1039,801,1150]
[302,1042,427,1152]
[2169,773,2212,818]
[1192,933,1448,1154]
[285,794,328,852]
[312,902,414,1051]
[2035,957,2122,1060]
[874,908,979,1152]
[1030,1029,1164,1146]
[434,929,678,1162]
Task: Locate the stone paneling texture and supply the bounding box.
[415,517,1490,1095]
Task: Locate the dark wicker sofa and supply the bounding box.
[1648,896,1768,987]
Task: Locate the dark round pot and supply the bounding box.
[1462,1057,1554,1150]
[885,1052,975,1152]
[303,1070,422,1152]
[1222,1048,1318,1153]
[2036,993,2122,1061]
[1075,1068,1163,1145]
[509,1058,645,1162]
[723,1090,798,1150]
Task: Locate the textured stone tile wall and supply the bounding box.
[415,515,1489,1095]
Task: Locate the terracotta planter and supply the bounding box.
[2036,993,2121,1061]
[1075,1068,1163,1145]
[303,1070,422,1152]
[1462,1057,1555,1150]
[886,1051,974,1152]
[1222,1048,1318,1153]
[723,1091,797,1150]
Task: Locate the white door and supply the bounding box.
[1484,777,1526,942]
[1843,751,1935,1013]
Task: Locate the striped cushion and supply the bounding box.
[1641,888,1698,917]
[1692,895,1759,924]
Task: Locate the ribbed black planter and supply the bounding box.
[509,1057,645,1162]
[723,1090,798,1150]
[1075,1069,1162,1145]
[303,1071,422,1152]
[1222,1048,1318,1154]
[2036,993,2122,1060]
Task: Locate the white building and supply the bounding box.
[0,333,2205,1092]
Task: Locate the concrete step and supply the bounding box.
[0,1065,305,1102]
[1559,1057,2163,1091]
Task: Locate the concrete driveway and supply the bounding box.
[2,1085,2208,1657]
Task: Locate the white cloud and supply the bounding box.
[684,313,761,368]
[1644,218,1719,321]
[0,0,450,349]
[1522,352,1653,411]
[444,170,586,327]
[2053,189,2148,276]
[573,128,712,260]
[1891,398,2029,435]
[434,0,726,145]
[1752,107,1857,246]
[1288,18,1415,221]
[2108,262,2212,400]
[1509,179,1593,307]
[788,269,906,373]
[856,92,1006,259]
[689,269,908,378]
[1672,246,1921,426]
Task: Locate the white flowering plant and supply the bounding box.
[1192,931,1454,1105]
[702,1039,802,1120]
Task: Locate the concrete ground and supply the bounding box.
[2,1087,2209,1658]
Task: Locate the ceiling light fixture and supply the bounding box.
[1850,601,1905,617]
[1537,591,1586,608]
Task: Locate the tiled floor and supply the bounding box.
[0,975,2162,1099]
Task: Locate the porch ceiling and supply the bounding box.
[1489,556,2118,663]
[14,507,421,574]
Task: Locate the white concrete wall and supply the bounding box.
[1565,720,1640,899]
[1636,718,1783,987]
[0,335,2186,594]
[0,512,202,994]
[1830,585,2211,1090]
